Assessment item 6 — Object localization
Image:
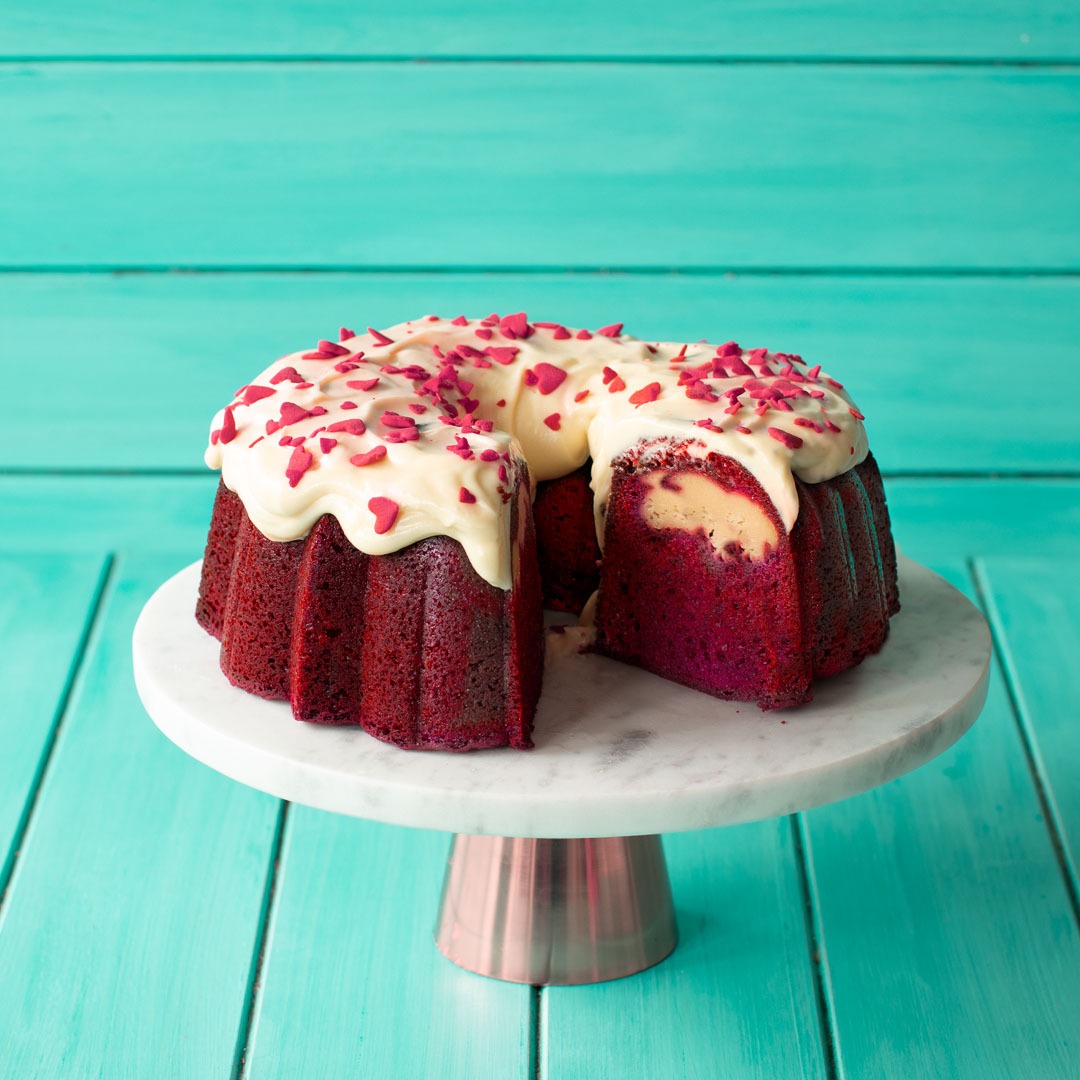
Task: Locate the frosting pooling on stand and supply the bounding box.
[206,313,869,590]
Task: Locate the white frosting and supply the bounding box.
[205,315,869,589]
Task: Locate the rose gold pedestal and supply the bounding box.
[435,834,678,985]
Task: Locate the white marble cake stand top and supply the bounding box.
[133,558,989,838]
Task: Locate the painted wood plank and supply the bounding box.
[542,818,827,1080]
[3,66,1078,270]
[885,479,1080,563]
[4,272,1079,473]
[977,557,1080,894]
[0,552,107,891]
[244,810,534,1078]
[802,561,1080,1079]
[0,475,216,552]
[5,0,1078,60]
[0,552,282,1078]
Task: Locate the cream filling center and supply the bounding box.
[640,470,779,561]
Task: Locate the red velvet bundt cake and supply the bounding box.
[197,314,899,750]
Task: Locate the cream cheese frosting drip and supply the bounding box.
[205,313,869,590]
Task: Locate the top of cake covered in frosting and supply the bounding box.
[205,314,869,589]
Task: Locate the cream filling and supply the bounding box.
[640,470,779,561]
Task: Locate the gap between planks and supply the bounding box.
[969,559,1080,930]
[0,554,117,921]
[234,800,291,1080]
[791,815,841,1080]
[2,266,1080,278]
[3,56,1080,68]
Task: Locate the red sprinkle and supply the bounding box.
[319,438,337,453]
[451,315,469,326]
[368,496,399,533]
[270,366,303,385]
[484,346,519,365]
[459,487,477,504]
[350,446,387,467]
[317,339,350,357]
[553,326,571,340]
[574,389,590,403]
[576,329,592,340]
[219,407,237,444]
[408,403,427,415]
[499,312,531,339]
[628,382,661,407]
[495,399,506,408]
[368,327,394,346]
[341,401,358,410]
[533,362,567,395]
[339,326,355,341]
[480,449,500,461]
[475,328,493,340]
[597,322,623,337]
[347,378,381,392]
[768,427,804,450]
[279,402,312,425]
[241,385,275,405]
[849,407,866,420]
[326,419,366,435]
[285,447,313,487]
[543,412,562,431]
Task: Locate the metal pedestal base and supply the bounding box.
[435,834,678,985]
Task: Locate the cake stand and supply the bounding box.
[133,557,990,985]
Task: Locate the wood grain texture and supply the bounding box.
[0,553,282,1079]
[4,272,1079,473]
[542,819,826,1080]
[977,557,1080,896]
[802,561,1080,1080]
[0,553,107,891]
[244,810,533,1079]
[3,65,1078,270]
[6,0,1078,60]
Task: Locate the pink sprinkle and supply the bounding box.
[793,417,823,433]
[451,315,469,326]
[475,328,493,340]
[768,427,804,450]
[544,412,562,431]
[717,341,742,358]
[809,389,825,399]
[574,389,590,403]
[408,403,427,415]
[339,326,355,341]
[426,314,440,322]
[597,322,623,337]
[319,437,338,453]
[317,339,351,357]
[279,402,311,425]
[524,368,539,387]
[498,465,508,483]
[341,401,358,410]
[607,375,626,393]
[334,360,362,374]
[265,420,280,435]
[724,404,742,415]
[286,447,313,487]
[326,419,366,435]
[553,327,571,340]
[849,407,866,421]
[736,425,751,434]
[350,446,387,467]
[248,436,264,448]
[347,378,381,392]
[241,385,275,405]
[628,382,661,407]
[368,327,394,346]
[385,427,419,443]
[806,364,821,380]
[602,366,619,385]
[368,496,399,534]
[824,419,842,433]
[499,312,531,339]
[480,449,500,461]
[459,487,476,504]
[484,346,519,365]
[219,407,237,444]
[669,345,688,364]
[270,366,303,385]
[533,362,567,395]
[576,329,592,340]
[381,411,417,429]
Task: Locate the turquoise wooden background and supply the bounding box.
[2,4,1079,1077]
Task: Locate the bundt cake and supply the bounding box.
[197,314,899,751]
